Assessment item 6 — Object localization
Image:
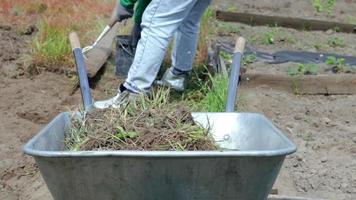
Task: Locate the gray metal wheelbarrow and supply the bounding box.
[23,37,297,200]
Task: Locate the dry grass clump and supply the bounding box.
[65,89,218,151]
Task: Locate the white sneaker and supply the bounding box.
[94,90,136,109]
[155,69,188,92]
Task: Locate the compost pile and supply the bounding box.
[65,90,218,151]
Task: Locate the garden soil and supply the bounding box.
[0,0,355,199]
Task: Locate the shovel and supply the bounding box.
[81,1,122,78]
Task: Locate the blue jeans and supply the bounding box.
[124,0,212,93]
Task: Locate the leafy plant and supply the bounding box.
[312,0,323,12]
[312,0,335,14]
[251,28,294,45]
[325,56,355,73]
[287,63,318,76]
[243,54,257,65]
[327,37,345,48]
[326,0,336,15]
[263,31,275,45]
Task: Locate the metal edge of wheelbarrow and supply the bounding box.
[23,112,297,158]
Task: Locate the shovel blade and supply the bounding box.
[84,23,120,78]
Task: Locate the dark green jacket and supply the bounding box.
[120,0,151,24]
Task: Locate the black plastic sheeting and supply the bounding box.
[115,35,135,78]
[217,41,356,66]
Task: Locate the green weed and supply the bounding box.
[243,54,257,65]
[287,63,318,94]
[219,51,233,64]
[325,56,354,73]
[326,0,336,15]
[312,0,323,12]
[186,73,229,112]
[312,0,335,14]
[313,42,328,51]
[252,28,294,45]
[32,19,71,67]
[287,63,318,76]
[217,22,241,35]
[327,37,345,48]
[263,31,275,45]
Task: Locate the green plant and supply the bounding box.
[263,31,275,45]
[33,19,71,66]
[327,37,345,48]
[195,74,229,112]
[217,22,241,35]
[313,42,328,51]
[326,0,336,15]
[219,51,233,63]
[185,71,229,113]
[325,56,354,73]
[287,63,318,76]
[253,28,293,45]
[243,54,257,65]
[312,0,323,12]
[312,0,335,15]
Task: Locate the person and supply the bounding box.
[95,0,212,109]
[117,0,151,46]
[117,0,151,24]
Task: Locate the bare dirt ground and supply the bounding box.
[0,25,80,200]
[238,86,356,200]
[0,0,355,199]
[215,0,356,24]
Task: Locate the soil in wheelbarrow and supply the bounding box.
[64,90,218,151]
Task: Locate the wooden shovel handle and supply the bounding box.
[234,37,246,54]
[69,32,81,49]
[108,1,119,27]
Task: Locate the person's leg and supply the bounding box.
[171,0,212,74]
[124,0,198,93]
[159,0,212,91]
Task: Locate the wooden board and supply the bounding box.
[216,11,356,33]
[241,73,356,95]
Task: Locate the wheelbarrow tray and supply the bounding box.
[24,112,296,200]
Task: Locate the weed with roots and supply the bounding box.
[65,88,218,151]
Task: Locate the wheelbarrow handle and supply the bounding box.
[226,37,246,112]
[69,32,81,49]
[69,32,93,111]
[234,37,246,54]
